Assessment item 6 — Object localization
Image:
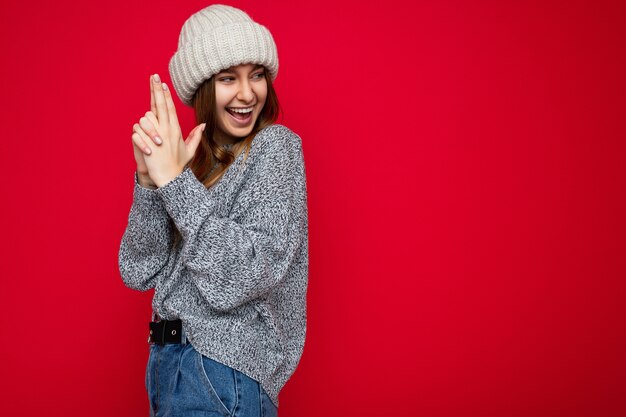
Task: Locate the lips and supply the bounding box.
[226,108,251,119]
[226,108,253,125]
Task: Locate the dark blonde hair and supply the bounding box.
[189,66,280,188]
[171,66,281,246]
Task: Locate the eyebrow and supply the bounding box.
[218,64,264,74]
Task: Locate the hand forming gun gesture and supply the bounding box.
[131,74,206,188]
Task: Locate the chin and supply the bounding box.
[227,125,254,138]
[219,113,259,139]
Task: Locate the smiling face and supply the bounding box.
[213,63,268,145]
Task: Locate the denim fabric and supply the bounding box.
[145,343,278,417]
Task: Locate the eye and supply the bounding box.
[252,71,265,79]
[218,76,234,82]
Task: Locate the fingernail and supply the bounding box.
[201,123,206,132]
[155,136,162,145]
[145,147,152,155]
[162,82,168,91]
[153,74,160,83]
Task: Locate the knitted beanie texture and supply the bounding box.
[168,4,279,107]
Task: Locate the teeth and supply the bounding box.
[228,107,253,114]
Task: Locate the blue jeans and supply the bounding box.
[145,343,278,417]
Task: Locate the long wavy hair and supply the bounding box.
[171,66,281,247]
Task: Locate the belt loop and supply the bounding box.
[160,318,167,343]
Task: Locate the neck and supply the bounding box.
[214,129,239,147]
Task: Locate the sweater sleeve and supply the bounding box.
[155,126,308,312]
[118,171,174,291]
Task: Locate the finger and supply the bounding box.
[150,75,157,115]
[184,124,198,146]
[152,74,169,129]
[145,110,158,127]
[143,111,162,145]
[132,125,152,155]
[184,123,204,146]
[185,123,206,157]
[132,124,153,154]
[161,82,181,132]
[139,116,162,145]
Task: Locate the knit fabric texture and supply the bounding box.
[169,4,279,107]
[118,124,308,408]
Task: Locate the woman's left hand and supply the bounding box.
[136,74,206,188]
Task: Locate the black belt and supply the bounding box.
[148,318,187,345]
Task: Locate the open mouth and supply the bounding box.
[226,107,253,124]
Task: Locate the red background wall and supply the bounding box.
[1,0,625,416]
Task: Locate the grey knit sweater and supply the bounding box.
[118,124,308,408]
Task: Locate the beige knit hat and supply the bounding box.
[168,4,279,107]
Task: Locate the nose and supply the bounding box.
[236,78,255,103]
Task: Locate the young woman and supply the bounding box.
[118,5,308,417]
